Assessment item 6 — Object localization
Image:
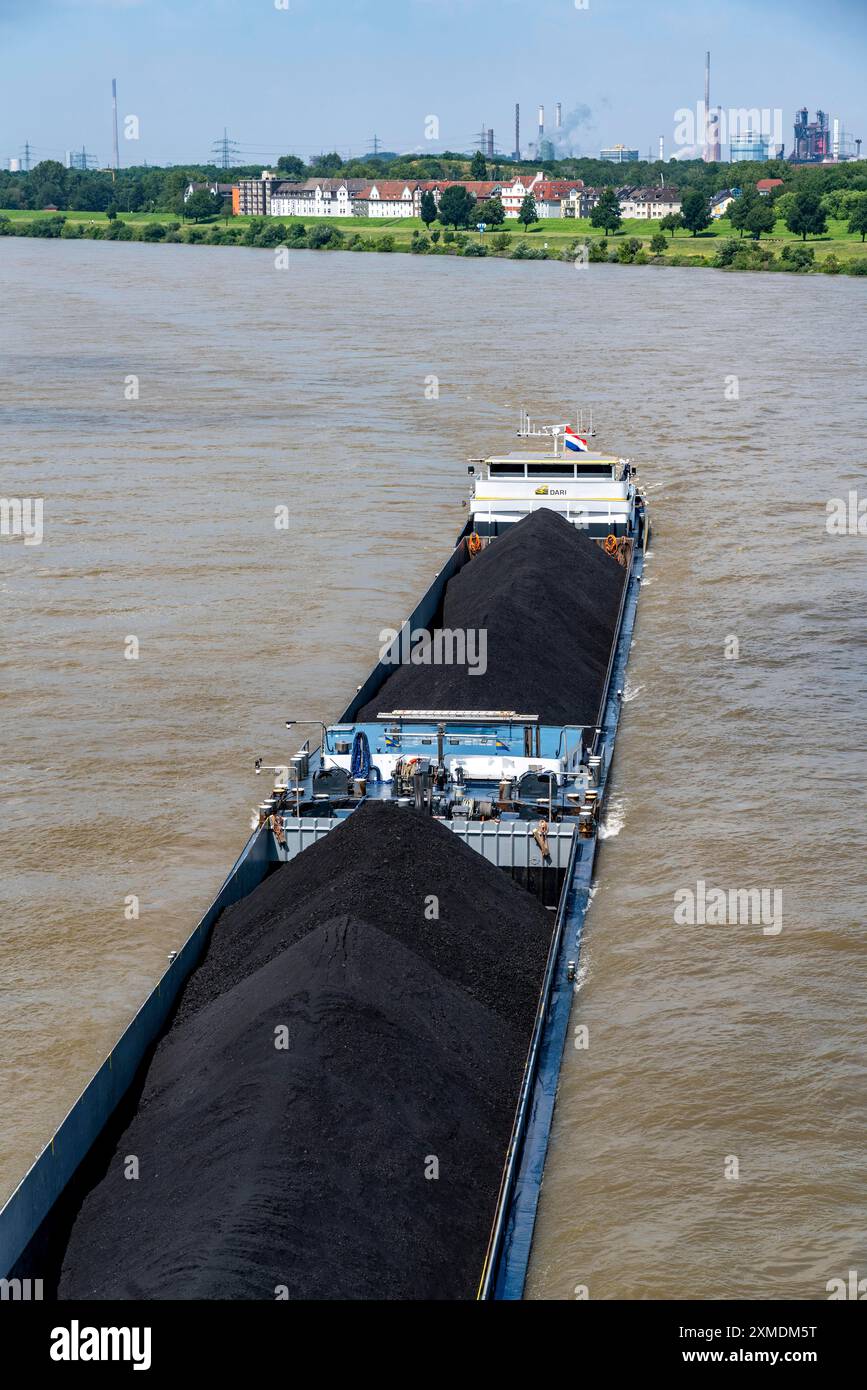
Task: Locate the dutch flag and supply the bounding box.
[564,426,589,453]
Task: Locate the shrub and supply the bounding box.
[255,221,288,248]
[462,241,487,256]
[308,222,344,249]
[164,230,182,242]
[781,244,815,272]
[454,231,468,247]
[411,234,430,253]
[140,222,165,242]
[185,227,205,243]
[846,259,867,275]
[60,221,83,238]
[376,234,395,252]
[650,232,667,256]
[588,238,607,263]
[29,215,66,238]
[430,229,441,244]
[821,255,841,274]
[712,238,740,268]
[242,217,266,245]
[443,229,455,244]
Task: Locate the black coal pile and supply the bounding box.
[58,802,552,1301]
[358,508,626,727]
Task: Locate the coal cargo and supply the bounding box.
[58,803,553,1301]
[358,508,626,727]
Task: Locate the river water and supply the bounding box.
[1,238,865,1298]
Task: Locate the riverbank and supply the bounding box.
[3,208,867,276]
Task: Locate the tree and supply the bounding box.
[470,150,487,180]
[728,187,757,238]
[650,231,667,255]
[437,184,475,228]
[681,189,711,236]
[785,188,827,241]
[744,198,776,240]
[772,191,795,228]
[184,189,222,222]
[848,198,867,242]
[518,193,537,228]
[309,151,344,176]
[659,211,683,238]
[420,190,437,227]
[476,195,505,227]
[590,187,622,234]
[276,154,306,178]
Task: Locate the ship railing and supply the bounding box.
[476,826,581,1300]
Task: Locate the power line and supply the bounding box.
[210,127,243,169]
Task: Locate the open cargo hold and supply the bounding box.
[357,508,626,727]
[57,803,553,1301]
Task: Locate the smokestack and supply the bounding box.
[487,128,494,159]
[659,135,664,161]
[514,102,520,160]
[111,78,120,171]
[702,51,713,162]
[538,104,544,136]
[832,117,840,160]
[555,102,562,130]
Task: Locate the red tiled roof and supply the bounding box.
[364,181,420,198]
[756,178,784,190]
[534,180,584,199]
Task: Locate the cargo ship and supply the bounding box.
[0,412,648,1300]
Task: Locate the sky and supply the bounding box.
[1,0,865,169]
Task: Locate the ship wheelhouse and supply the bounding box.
[464,411,643,542]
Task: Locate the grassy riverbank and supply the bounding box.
[3,207,866,275]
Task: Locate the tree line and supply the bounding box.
[2,152,866,216]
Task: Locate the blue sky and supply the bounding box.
[1,0,865,168]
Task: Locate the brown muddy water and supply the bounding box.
[1,238,865,1298]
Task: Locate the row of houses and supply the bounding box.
[228,171,686,221]
[188,172,785,224]
[184,172,697,221]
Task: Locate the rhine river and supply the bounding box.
[1,237,865,1297]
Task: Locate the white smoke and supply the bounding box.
[548,103,595,156]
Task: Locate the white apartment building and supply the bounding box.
[618,187,682,219]
[269,179,369,216]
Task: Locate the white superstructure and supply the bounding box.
[467,412,640,535]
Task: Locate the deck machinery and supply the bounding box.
[0,413,648,1300]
